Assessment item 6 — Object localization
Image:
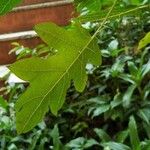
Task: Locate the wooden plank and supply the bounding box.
[0,1,74,65]
[21,0,55,5]
[0,3,74,34]
[0,36,42,65]
[0,31,37,42]
[14,1,73,11]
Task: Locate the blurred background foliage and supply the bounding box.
[0,0,150,149]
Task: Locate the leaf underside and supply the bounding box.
[10,23,101,133]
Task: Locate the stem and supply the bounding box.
[81,0,118,50]
[90,0,118,40]
[79,4,149,23]
[138,86,143,100]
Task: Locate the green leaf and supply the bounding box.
[10,22,101,133]
[29,131,41,150]
[84,139,99,149]
[123,85,136,108]
[130,0,141,5]
[116,130,129,143]
[141,140,150,150]
[138,32,150,50]
[129,116,141,150]
[90,104,110,118]
[138,108,150,125]
[77,4,149,23]
[128,61,138,77]
[75,0,102,15]
[50,125,66,150]
[0,96,8,109]
[110,56,131,77]
[111,93,122,109]
[0,0,22,15]
[141,59,150,78]
[66,137,85,149]
[66,137,98,149]
[143,123,150,139]
[94,128,111,143]
[102,142,131,150]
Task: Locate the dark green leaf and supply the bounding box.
[138,109,150,125]
[102,142,131,150]
[66,137,98,149]
[129,116,141,150]
[50,125,66,150]
[123,85,136,108]
[116,130,129,143]
[94,128,111,143]
[128,61,138,77]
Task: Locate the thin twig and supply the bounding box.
[90,0,118,40]
[79,4,149,23]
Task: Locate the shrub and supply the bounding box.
[0,0,150,149]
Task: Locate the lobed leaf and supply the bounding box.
[10,23,101,133]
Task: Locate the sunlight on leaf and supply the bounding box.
[138,32,150,50]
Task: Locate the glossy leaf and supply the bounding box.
[123,85,136,108]
[141,59,150,78]
[138,108,150,125]
[129,116,141,150]
[94,128,111,143]
[66,137,98,149]
[103,142,131,150]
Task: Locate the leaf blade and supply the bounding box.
[10,23,101,133]
[0,0,22,15]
